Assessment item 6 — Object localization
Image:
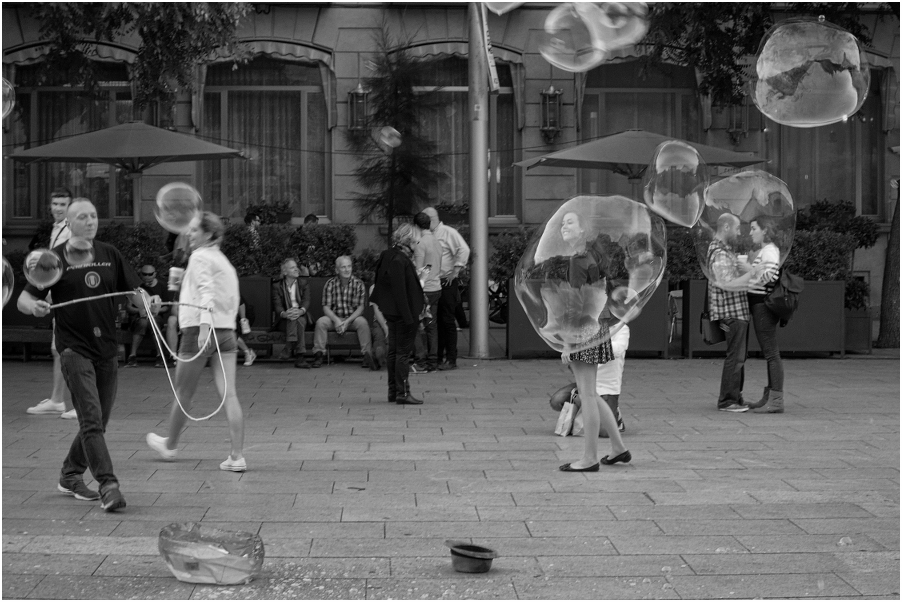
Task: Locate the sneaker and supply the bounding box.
[277,347,292,360]
[125,356,138,367]
[100,485,126,512]
[27,399,65,415]
[243,349,257,367]
[311,352,323,368]
[438,361,457,371]
[220,455,247,472]
[718,403,749,413]
[58,477,100,501]
[60,409,77,420]
[146,433,178,460]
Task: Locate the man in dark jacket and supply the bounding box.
[271,257,311,368]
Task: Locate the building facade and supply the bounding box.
[3,3,899,323]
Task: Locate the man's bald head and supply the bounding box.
[67,198,99,240]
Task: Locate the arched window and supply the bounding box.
[7,62,134,220]
[201,56,328,219]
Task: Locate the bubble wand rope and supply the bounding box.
[48,291,135,308]
[141,297,228,422]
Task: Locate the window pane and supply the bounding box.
[202,92,222,215]
[495,94,515,215]
[306,92,326,216]
[207,57,321,86]
[423,92,469,205]
[816,123,855,202]
[11,93,32,217]
[226,91,302,218]
[858,77,882,216]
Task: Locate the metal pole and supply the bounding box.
[468,2,490,358]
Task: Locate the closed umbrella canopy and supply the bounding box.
[515,129,765,179]
[9,121,243,174]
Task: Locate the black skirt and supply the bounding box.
[568,319,614,365]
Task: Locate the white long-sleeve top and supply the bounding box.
[178,245,239,329]
[750,242,780,286]
[432,222,470,279]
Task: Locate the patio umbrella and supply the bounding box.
[9,121,243,223]
[515,129,766,199]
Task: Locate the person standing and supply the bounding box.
[310,256,372,369]
[18,198,146,511]
[422,207,469,371]
[370,224,425,404]
[146,212,247,471]
[707,213,761,413]
[739,216,785,413]
[272,257,311,368]
[412,211,442,372]
[26,188,77,419]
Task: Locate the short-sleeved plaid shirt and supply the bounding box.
[707,239,749,321]
[323,275,367,319]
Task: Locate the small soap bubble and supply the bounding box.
[643,140,708,228]
[23,249,63,290]
[837,536,852,546]
[155,182,202,234]
[2,256,14,307]
[514,195,666,354]
[2,78,14,119]
[751,17,870,128]
[694,170,796,288]
[379,126,402,149]
[63,237,94,267]
[485,2,522,15]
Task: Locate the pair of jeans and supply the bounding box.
[718,318,748,407]
[386,318,417,399]
[437,279,461,365]
[418,291,441,368]
[750,302,784,391]
[59,349,120,491]
[312,315,371,355]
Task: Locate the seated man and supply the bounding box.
[272,257,311,368]
[549,323,630,437]
[311,255,372,369]
[124,265,177,367]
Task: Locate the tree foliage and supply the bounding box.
[344,15,445,244]
[24,2,252,107]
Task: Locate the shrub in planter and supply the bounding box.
[665,226,704,287]
[245,201,294,225]
[354,247,381,284]
[96,222,171,273]
[289,224,357,277]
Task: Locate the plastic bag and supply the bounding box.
[554,401,576,436]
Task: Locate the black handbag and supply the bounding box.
[700,285,726,345]
[764,268,804,326]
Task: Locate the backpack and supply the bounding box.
[764,268,804,326]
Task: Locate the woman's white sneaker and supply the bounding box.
[219,456,247,472]
[146,433,178,460]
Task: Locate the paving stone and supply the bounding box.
[512,576,679,600]
[654,518,804,536]
[527,520,664,537]
[260,521,384,539]
[385,521,530,539]
[1,573,43,599]
[2,552,106,575]
[608,535,749,555]
[608,504,743,521]
[538,554,694,577]
[25,575,196,599]
[341,506,479,522]
[791,518,901,535]
[837,571,901,596]
[389,555,542,578]
[21,535,158,556]
[364,577,517,599]
[730,503,876,519]
[93,554,174,577]
[469,537,619,557]
[309,537,451,558]
[670,573,860,599]
[683,551,851,574]
[736,533,890,553]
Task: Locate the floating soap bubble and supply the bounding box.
[485,2,522,15]
[2,78,14,119]
[514,195,667,354]
[2,257,13,308]
[595,2,649,51]
[539,3,607,73]
[693,170,795,288]
[380,126,402,148]
[159,522,264,585]
[643,140,707,228]
[751,17,870,128]
[64,237,95,267]
[23,249,64,290]
[155,182,202,234]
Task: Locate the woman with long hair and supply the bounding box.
[370,223,425,405]
[558,211,630,471]
[741,216,784,413]
[146,212,247,470]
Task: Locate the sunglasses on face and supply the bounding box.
[141,272,156,276]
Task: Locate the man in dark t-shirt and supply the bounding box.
[17,198,146,512]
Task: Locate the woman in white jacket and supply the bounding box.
[146,212,247,471]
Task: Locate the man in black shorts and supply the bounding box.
[17,198,148,512]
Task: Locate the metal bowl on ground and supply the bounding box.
[444,540,500,573]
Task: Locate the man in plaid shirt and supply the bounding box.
[311,255,372,368]
[707,214,759,413]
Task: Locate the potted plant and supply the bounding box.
[435,202,469,224]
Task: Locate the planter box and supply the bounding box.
[844,309,872,353]
[683,279,846,358]
[507,279,670,359]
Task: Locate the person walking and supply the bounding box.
[739,216,785,413]
[422,207,469,371]
[18,198,146,511]
[370,224,425,404]
[554,211,630,472]
[146,212,247,472]
[411,211,442,372]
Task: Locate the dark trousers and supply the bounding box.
[419,290,441,368]
[59,349,119,491]
[386,318,417,399]
[751,303,784,391]
[718,318,748,407]
[437,279,461,365]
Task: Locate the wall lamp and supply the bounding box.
[348,83,369,131]
[540,85,563,144]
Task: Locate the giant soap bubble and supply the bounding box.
[155,182,202,234]
[485,2,522,15]
[2,78,14,119]
[64,237,94,267]
[2,256,13,307]
[514,195,666,354]
[539,2,648,73]
[693,170,795,288]
[751,17,870,128]
[23,249,63,290]
[642,140,707,228]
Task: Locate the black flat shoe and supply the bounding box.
[600,450,631,465]
[559,462,600,472]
